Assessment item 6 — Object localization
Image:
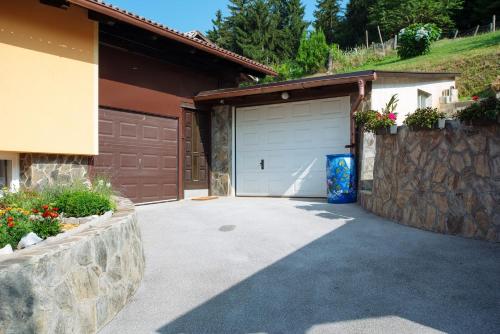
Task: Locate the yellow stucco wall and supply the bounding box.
[0,0,98,155]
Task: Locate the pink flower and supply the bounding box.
[388,113,397,121]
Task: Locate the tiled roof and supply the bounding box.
[67,0,277,76]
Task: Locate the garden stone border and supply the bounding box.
[0,197,145,334]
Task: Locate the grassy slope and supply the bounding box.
[344,32,500,98]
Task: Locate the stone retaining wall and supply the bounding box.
[359,122,499,242]
[0,197,145,333]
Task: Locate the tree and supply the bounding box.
[368,0,463,36]
[296,29,330,74]
[313,0,342,44]
[270,0,309,60]
[206,10,224,44]
[235,0,280,64]
[337,0,377,47]
[454,0,500,30]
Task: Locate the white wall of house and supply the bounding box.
[371,77,456,125]
[0,152,20,192]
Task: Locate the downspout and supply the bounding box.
[349,79,366,154]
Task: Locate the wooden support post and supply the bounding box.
[365,30,369,48]
[474,25,480,36]
[377,25,385,55]
[454,30,459,39]
[493,15,496,32]
[394,34,398,49]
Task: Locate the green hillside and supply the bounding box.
[340,31,500,98]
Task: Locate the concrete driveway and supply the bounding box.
[100,197,500,334]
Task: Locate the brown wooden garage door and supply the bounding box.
[93,108,178,203]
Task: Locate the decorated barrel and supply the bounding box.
[326,153,357,204]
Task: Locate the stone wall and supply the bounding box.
[0,197,145,333]
[359,122,499,242]
[211,105,232,196]
[20,153,90,189]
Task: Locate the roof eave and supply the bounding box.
[68,0,277,76]
[195,73,376,102]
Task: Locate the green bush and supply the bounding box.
[455,96,499,123]
[398,23,441,59]
[296,29,330,75]
[404,107,445,129]
[55,190,112,218]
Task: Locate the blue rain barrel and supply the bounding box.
[326,153,357,204]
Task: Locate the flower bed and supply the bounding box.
[0,180,115,251]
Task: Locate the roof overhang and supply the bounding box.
[194,70,459,103]
[67,0,277,76]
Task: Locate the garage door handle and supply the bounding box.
[260,159,264,170]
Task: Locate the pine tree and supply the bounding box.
[235,0,280,64]
[270,0,308,60]
[313,0,341,44]
[206,10,224,44]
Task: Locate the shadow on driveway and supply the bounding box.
[157,199,500,334]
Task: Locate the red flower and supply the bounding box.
[32,209,39,213]
[50,212,59,218]
[7,216,14,222]
[42,212,50,218]
[472,95,479,101]
[53,207,59,211]
[7,222,15,228]
[42,205,49,210]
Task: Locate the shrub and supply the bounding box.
[296,29,330,75]
[404,107,446,129]
[0,205,60,249]
[455,96,500,123]
[55,190,112,218]
[398,23,441,59]
[354,94,399,132]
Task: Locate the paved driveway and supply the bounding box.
[100,197,500,334]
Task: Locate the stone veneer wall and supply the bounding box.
[0,197,145,333]
[211,105,233,196]
[359,122,499,242]
[20,153,90,189]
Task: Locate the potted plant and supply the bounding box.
[354,94,398,134]
[403,107,446,130]
[455,96,499,126]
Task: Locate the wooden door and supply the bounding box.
[184,110,210,190]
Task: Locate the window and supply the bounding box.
[0,160,8,189]
[0,153,19,192]
[418,90,432,108]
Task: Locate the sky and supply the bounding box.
[104,0,348,34]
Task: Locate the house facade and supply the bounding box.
[195,71,456,198]
[2,0,457,204]
[1,0,274,203]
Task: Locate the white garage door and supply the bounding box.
[236,96,351,197]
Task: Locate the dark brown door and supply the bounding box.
[94,108,178,203]
[184,110,210,190]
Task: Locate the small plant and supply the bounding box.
[455,96,499,123]
[398,23,441,59]
[354,94,399,133]
[55,190,112,218]
[404,107,446,129]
